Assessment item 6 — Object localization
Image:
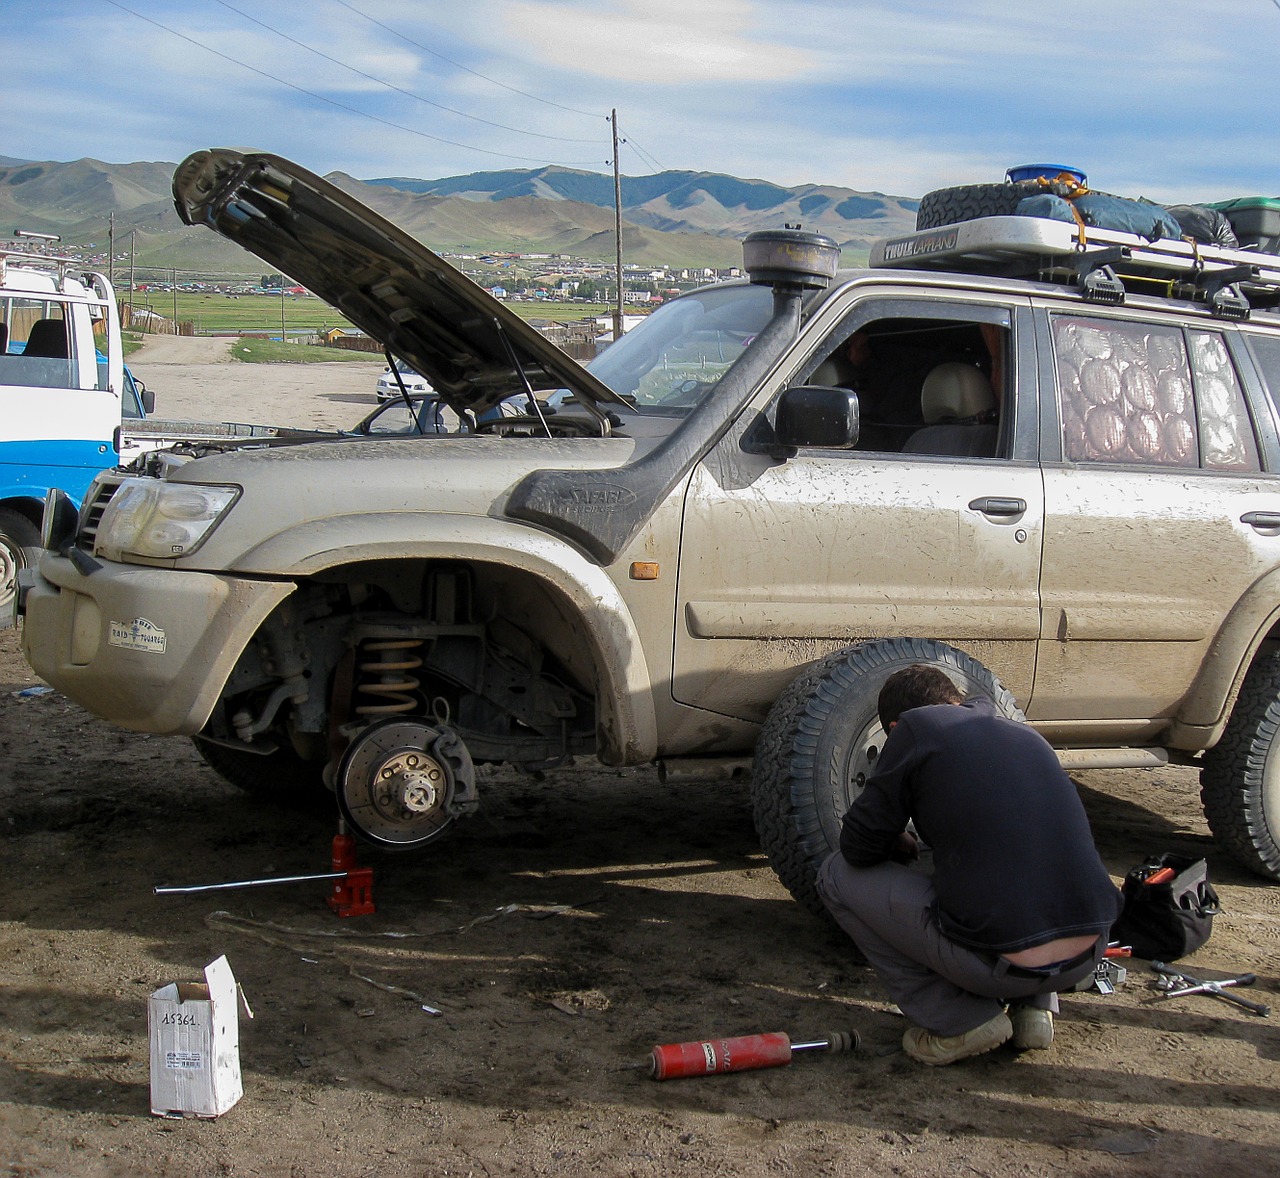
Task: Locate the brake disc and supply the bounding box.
[336,718,476,848]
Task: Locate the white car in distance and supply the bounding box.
[376,358,433,401]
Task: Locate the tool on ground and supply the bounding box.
[1150,961,1270,1017]
[647,1030,859,1081]
[154,822,375,917]
[1074,957,1128,994]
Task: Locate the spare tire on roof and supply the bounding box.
[915,182,1037,230]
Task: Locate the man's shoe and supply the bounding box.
[902,1011,1012,1066]
[1010,1006,1054,1050]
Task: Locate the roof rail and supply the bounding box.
[0,245,107,297]
[869,216,1280,320]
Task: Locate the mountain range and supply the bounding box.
[0,154,919,275]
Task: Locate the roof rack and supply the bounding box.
[1,243,89,271]
[0,245,108,300]
[868,215,1280,321]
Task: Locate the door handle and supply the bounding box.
[968,497,1027,517]
[1241,511,1280,529]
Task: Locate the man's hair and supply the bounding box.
[877,664,965,730]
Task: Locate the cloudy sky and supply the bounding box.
[6,0,1279,201]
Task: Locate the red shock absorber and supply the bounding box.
[647,1030,857,1080]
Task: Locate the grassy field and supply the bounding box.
[231,338,380,363]
[132,292,618,335]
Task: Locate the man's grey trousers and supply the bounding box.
[818,853,1103,1036]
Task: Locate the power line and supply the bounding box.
[101,0,606,167]
[330,0,604,119]
[210,0,606,145]
[619,127,665,175]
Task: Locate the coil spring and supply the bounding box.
[355,638,424,716]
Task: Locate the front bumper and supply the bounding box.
[20,553,295,734]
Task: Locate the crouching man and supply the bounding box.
[817,665,1121,1066]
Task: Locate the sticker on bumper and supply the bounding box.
[109,617,167,654]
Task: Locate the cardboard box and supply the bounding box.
[148,956,252,1118]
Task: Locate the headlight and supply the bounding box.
[95,479,240,560]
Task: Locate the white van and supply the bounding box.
[0,245,124,611]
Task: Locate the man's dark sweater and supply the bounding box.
[839,697,1121,954]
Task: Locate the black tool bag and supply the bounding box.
[1111,854,1220,961]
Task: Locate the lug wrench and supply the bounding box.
[1150,961,1271,1017]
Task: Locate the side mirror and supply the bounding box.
[774,385,860,450]
[141,388,156,414]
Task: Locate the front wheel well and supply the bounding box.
[205,558,620,777]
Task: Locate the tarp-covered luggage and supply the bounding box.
[1015,193,1183,241]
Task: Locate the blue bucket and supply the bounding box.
[1006,164,1087,185]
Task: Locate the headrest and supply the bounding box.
[920,362,994,423]
[811,355,855,387]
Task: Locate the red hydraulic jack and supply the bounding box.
[154,820,375,917]
[647,1029,859,1080]
[327,825,375,917]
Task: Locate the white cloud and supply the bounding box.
[502,0,814,83]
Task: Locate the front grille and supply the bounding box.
[78,474,127,549]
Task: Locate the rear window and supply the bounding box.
[1052,315,1259,471]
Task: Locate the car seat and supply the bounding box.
[23,318,69,358]
[809,355,856,387]
[901,362,998,457]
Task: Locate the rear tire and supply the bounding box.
[0,507,41,617]
[192,736,329,806]
[752,638,1024,916]
[1200,652,1280,880]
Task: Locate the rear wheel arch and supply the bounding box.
[1171,573,1280,744]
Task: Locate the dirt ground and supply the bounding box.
[3,340,1280,1176]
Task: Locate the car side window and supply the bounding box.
[805,313,1009,458]
[1244,334,1280,419]
[1188,331,1260,471]
[1052,316,1259,472]
[0,298,77,389]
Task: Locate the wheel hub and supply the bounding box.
[375,751,444,813]
[337,718,476,848]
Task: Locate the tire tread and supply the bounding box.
[1200,652,1280,880]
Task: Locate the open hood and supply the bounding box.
[172,149,629,417]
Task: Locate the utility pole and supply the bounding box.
[611,109,624,343]
[108,213,115,289]
[280,277,287,343]
[128,230,136,330]
[172,267,178,332]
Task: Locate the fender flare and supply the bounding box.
[1170,566,1280,747]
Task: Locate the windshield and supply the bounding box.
[121,368,145,419]
[586,282,774,412]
